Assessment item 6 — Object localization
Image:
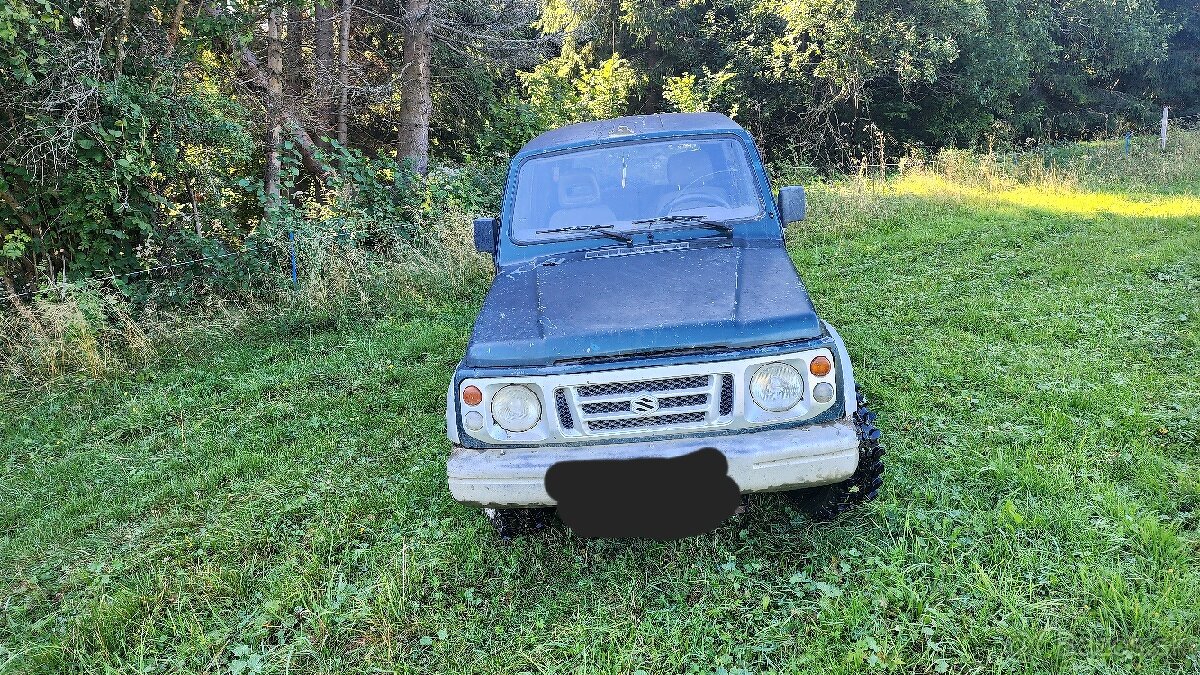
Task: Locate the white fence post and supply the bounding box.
[1160,106,1169,151]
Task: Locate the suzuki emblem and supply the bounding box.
[630,394,660,415]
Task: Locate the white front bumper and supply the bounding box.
[446,419,859,508]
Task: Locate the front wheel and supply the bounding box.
[484,507,555,540]
[787,387,885,521]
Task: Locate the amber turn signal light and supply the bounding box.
[809,356,832,377]
[462,385,483,406]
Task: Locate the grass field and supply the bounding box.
[2,138,1199,673]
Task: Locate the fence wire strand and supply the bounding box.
[8,116,1198,302]
[13,220,419,299]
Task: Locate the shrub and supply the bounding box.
[1,281,152,381]
[1,156,501,385]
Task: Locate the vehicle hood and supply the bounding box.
[464,244,822,367]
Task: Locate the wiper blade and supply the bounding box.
[535,223,633,244]
[631,215,733,235]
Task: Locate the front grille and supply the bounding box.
[554,388,574,429]
[581,400,630,415]
[582,393,707,415]
[576,375,710,398]
[719,375,735,416]
[567,372,727,436]
[660,393,708,408]
[587,411,707,432]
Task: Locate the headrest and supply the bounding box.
[557,168,601,206]
[667,150,714,187]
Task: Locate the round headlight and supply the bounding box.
[750,362,804,412]
[490,385,542,432]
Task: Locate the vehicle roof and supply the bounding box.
[517,112,746,156]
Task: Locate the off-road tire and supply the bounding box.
[485,507,555,540]
[786,387,884,521]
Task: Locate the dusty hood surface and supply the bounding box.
[465,243,822,367]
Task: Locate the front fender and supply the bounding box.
[821,320,858,417]
[446,380,461,444]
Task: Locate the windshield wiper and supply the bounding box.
[630,214,733,236]
[535,223,633,244]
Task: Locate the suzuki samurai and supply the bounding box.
[445,113,884,538]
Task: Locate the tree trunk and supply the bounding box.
[397,0,432,175]
[114,0,132,76]
[641,33,663,114]
[265,9,284,217]
[314,3,335,140]
[337,0,352,150]
[2,272,42,333]
[167,0,187,51]
[0,188,51,288]
[205,5,334,182]
[0,206,41,330]
[236,45,333,182]
[286,6,304,98]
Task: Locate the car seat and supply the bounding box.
[547,168,618,229]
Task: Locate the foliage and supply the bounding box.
[0,0,261,303]
[470,93,545,160]
[0,0,529,304]
[0,0,1197,309]
[533,0,1191,161]
[423,0,547,161]
[0,151,501,381]
[663,69,736,114]
[520,47,644,131]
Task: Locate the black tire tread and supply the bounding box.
[786,387,885,521]
[486,507,555,540]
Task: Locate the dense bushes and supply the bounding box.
[3,1,1197,295]
[0,156,500,382]
[532,0,1196,159]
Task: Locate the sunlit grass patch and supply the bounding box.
[892,171,1200,219]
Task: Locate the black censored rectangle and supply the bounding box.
[545,447,741,540]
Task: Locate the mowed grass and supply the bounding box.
[2,143,1199,673]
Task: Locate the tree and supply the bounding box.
[286,6,305,97]
[1155,0,1200,114]
[315,2,336,139]
[528,0,1183,158]
[391,0,546,172]
[265,8,284,216]
[338,0,353,149]
[397,0,433,174]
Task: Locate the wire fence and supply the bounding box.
[806,114,1200,178]
[11,220,424,301]
[8,114,1199,303]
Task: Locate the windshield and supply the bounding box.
[511,136,764,243]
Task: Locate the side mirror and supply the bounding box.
[473,217,497,254]
[777,186,806,225]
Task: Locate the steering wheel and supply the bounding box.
[660,190,732,215]
[659,168,737,215]
[678,168,738,193]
